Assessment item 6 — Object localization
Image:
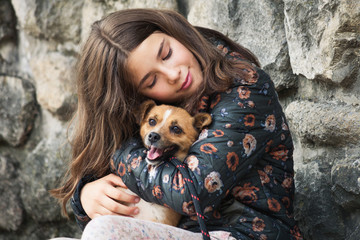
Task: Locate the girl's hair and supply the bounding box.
[50,8,259,216]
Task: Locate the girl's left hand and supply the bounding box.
[80,173,140,219]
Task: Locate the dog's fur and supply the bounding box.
[120,100,211,226]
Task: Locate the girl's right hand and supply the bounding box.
[80,173,140,219]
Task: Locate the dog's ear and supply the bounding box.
[193,113,212,131]
[136,100,156,125]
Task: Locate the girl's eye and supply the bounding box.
[170,125,182,134]
[149,119,157,126]
[147,47,172,89]
[147,76,157,89]
[162,48,172,61]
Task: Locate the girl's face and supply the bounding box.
[127,32,203,103]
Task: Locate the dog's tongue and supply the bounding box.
[147,146,163,160]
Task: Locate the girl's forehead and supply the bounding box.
[131,32,167,56]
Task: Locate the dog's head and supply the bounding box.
[137,100,212,165]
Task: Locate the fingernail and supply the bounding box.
[135,197,140,203]
[133,208,139,215]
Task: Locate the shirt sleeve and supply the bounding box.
[110,67,284,219]
[70,174,97,230]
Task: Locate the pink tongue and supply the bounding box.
[147,146,164,160]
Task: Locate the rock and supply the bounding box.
[20,127,70,222]
[0,180,23,231]
[295,162,345,240]
[284,0,360,85]
[0,0,18,78]
[0,76,37,146]
[0,154,23,231]
[80,0,107,44]
[11,0,84,43]
[263,44,298,92]
[0,153,17,180]
[0,219,81,240]
[285,100,360,146]
[29,51,77,121]
[331,162,360,209]
[0,0,16,41]
[187,0,231,33]
[348,225,360,240]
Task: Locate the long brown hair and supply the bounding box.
[51,8,259,216]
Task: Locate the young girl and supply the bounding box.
[51,9,302,240]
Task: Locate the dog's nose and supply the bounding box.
[148,132,161,143]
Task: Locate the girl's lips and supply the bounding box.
[180,71,192,91]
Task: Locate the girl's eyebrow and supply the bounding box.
[157,38,165,59]
[138,38,165,88]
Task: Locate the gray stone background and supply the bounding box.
[0,0,359,239]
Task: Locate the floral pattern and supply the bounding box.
[204,171,223,193]
[117,162,126,177]
[152,185,164,199]
[213,129,225,137]
[264,114,276,132]
[270,144,289,161]
[267,198,281,212]
[252,217,266,232]
[198,95,209,111]
[232,183,259,204]
[243,134,257,157]
[237,86,251,99]
[130,156,142,169]
[244,114,256,127]
[226,152,239,172]
[182,201,196,216]
[186,155,201,175]
[200,143,218,154]
[210,94,221,109]
[258,170,270,185]
[172,171,185,194]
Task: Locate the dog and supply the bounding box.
[120,100,211,226]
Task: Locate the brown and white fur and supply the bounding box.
[120,100,211,226]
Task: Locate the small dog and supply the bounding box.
[121,100,211,226]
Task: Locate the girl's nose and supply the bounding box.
[165,68,180,85]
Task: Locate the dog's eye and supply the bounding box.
[170,126,182,134]
[149,119,157,126]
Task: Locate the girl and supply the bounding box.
[51,8,302,240]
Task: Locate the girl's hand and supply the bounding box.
[80,173,140,219]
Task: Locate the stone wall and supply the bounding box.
[0,0,359,239]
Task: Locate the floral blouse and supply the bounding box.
[71,40,303,240]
